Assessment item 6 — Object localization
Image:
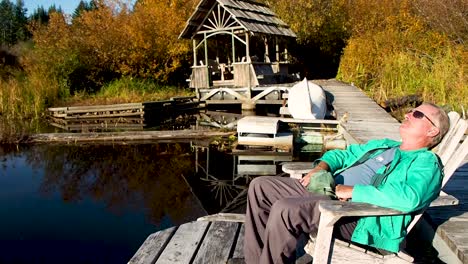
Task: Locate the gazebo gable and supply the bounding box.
[179,0,296,39]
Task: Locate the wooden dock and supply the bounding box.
[129,79,468,264]
[23,130,235,144]
[128,217,245,264]
[47,97,201,132]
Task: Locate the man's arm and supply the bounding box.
[335,184,353,201]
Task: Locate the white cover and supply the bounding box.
[287,78,326,119]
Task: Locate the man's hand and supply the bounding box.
[299,161,330,187]
[336,184,353,201]
[299,170,313,186]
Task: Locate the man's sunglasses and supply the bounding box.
[407,109,437,128]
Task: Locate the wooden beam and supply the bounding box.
[25,130,235,144]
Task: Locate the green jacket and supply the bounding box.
[320,138,443,252]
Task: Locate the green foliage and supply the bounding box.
[72,0,97,21]
[0,0,28,45]
[29,6,50,24]
[91,77,194,103]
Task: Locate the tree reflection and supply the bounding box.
[23,143,207,226]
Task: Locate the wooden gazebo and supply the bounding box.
[179,0,296,109]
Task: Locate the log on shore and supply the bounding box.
[24,130,235,144]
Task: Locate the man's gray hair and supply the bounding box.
[424,102,450,148]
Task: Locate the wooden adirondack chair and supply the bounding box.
[282,111,468,263]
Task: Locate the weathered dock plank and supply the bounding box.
[156,221,210,264]
[232,224,245,259]
[130,221,242,264]
[192,221,239,264]
[24,130,235,144]
[129,227,177,264]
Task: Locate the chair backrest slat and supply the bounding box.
[439,120,468,166]
[435,113,459,155]
[435,112,461,155]
[442,135,468,187]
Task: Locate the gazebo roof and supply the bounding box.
[179,0,296,39]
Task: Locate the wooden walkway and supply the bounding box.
[129,79,468,264]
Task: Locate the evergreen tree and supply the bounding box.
[29,4,63,25]
[30,6,49,24]
[0,0,16,45]
[0,0,29,45]
[14,0,28,41]
[48,4,63,15]
[72,0,97,21]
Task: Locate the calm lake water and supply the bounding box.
[0,142,239,263]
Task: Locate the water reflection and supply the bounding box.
[25,144,208,224]
[0,143,226,263]
[0,136,299,263]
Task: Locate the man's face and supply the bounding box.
[400,104,440,141]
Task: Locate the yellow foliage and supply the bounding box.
[29,0,196,88]
[338,0,468,112]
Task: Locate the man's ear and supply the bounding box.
[428,127,440,137]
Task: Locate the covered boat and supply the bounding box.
[287,78,327,119]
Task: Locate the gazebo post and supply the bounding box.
[284,45,288,62]
[275,37,280,62]
[245,32,250,62]
[193,39,197,66]
[232,29,235,63]
[264,36,269,62]
[204,32,209,87]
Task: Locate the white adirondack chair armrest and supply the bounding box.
[282,162,314,179]
[319,200,404,223]
[430,191,459,206]
[317,194,458,223]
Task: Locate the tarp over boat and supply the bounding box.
[288,78,327,119]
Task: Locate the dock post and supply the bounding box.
[241,102,255,111]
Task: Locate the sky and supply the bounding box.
[23,0,84,16]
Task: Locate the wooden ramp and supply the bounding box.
[316,79,401,143]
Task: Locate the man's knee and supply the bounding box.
[248,176,273,196]
[270,198,296,219]
[248,177,263,196]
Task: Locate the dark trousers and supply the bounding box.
[243,176,357,264]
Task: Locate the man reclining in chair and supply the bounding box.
[244,103,450,264]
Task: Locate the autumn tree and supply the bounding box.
[29,0,197,95]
